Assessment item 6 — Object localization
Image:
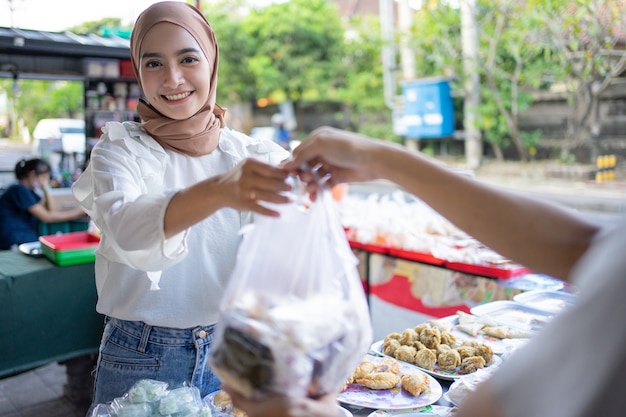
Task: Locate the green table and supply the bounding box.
[0,250,103,378]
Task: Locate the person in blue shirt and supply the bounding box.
[0,158,85,250]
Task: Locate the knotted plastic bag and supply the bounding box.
[209,188,373,399]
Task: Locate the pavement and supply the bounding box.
[2,139,626,417]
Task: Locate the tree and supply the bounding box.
[540,0,626,162]
[408,1,561,161]
[242,0,346,104]
[479,0,548,161]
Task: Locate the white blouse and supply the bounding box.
[73,121,289,329]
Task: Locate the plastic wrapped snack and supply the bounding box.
[209,190,373,399]
[89,379,211,417]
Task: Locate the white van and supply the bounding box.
[32,118,86,175]
[32,118,86,155]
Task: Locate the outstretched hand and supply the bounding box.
[282,126,382,199]
[217,158,293,217]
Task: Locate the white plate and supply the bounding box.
[367,404,454,416]
[370,340,502,381]
[513,290,576,313]
[18,241,44,257]
[337,354,442,410]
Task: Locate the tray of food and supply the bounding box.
[369,321,502,381]
[337,354,442,409]
[470,300,554,333]
[513,290,577,313]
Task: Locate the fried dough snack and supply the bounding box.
[419,326,441,349]
[356,371,400,390]
[475,344,494,365]
[394,345,417,363]
[437,349,461,371]
[382,338,402,356]
[456,345,476,360]
[375,357,402,374]
[460,356,486,374]
[213,391,232,410]
[440,331,457,347]
[400,328,420,345]
[401,372,430,397]
[414,348,437,370]
[350,360,377,382]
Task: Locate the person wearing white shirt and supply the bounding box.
[72,1,291,407]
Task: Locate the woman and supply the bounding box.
[0,158,84,250]
[72,1,292,407]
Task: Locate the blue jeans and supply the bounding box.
[91,317,221,407]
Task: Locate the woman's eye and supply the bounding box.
[181,56,199,64]
[145,60,162,68]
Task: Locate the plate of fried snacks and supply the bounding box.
[371,320,502,381]
[337,354,442,410]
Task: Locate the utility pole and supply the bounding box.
[398,0,418,152]
[461,0,482,169]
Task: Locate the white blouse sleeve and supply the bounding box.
[73,122,187,275]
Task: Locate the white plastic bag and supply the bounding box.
[209,189,373,399]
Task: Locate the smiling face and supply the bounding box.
[138,22,211,120]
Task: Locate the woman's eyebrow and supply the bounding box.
[142,48,201,60]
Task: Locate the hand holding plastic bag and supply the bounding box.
[209,187,373,399]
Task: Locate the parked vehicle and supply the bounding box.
[31,118,86,178]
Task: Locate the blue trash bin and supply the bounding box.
[402,77,454,139]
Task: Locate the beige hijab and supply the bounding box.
[130,1,226,156]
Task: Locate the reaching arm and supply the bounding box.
[28,203,85,224]
[285,127,600,281]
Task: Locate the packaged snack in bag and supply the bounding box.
[209,189,373,399]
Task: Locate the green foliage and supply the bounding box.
[1,80,83,137]
[333,15,386,112]
[242,0,346,102]
[67,18,129,36]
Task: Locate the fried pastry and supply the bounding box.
[382,338,402,356]
[412,341,427,351]
[440,331,457,347]
[350,359,377,382]
[386,332,402,341]
[400,328,420,345]
[482,326,533,339]
[437,349,461,370]
[394,345,417,363]
[375,357,402,374]
[414,348,437,370]
[436,344,452,354]
[428,318,453,333]
[356,371,400,390]
[456,322,484,336]
[475,344,494,365]
[401,372,430,397]
[413,323,431,334]
[460,356,486,374]
[419,326,441,349]
[213,391,232,410]
[456,345,476,360]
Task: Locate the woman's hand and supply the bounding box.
[216,158,292,217]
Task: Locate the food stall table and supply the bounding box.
[0,250,103,379]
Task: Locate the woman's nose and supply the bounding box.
[163,66,184,87]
